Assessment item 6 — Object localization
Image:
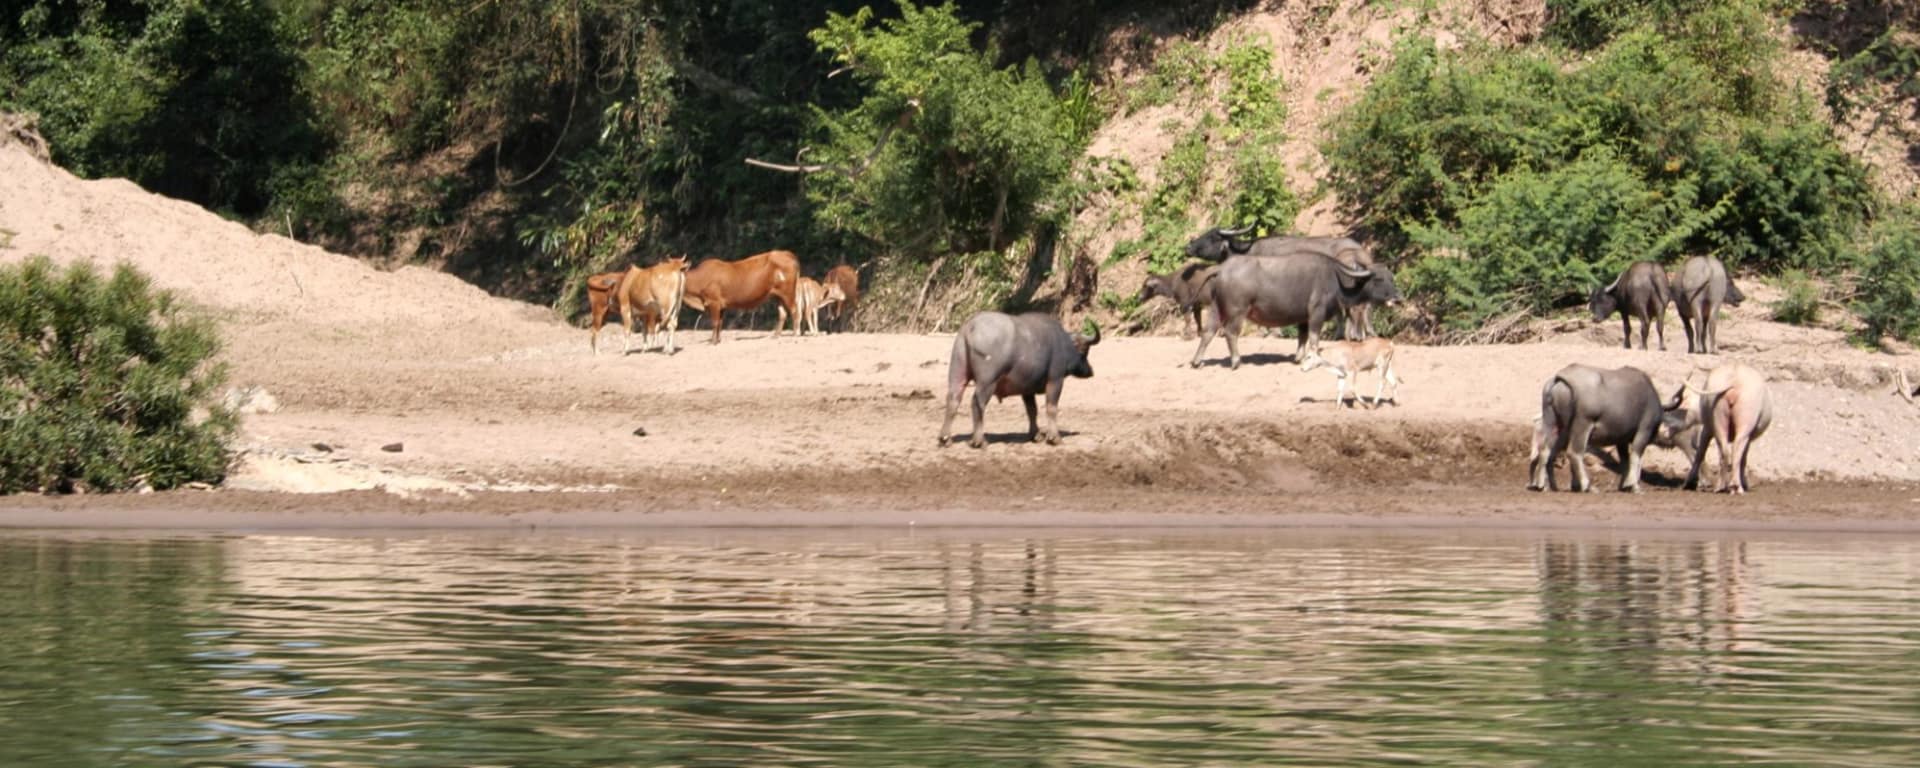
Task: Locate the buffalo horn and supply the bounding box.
[1338,265,1373,279]
[1603,274,1621,293]
[1217,224,1253,237]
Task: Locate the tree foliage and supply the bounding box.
[0,257,234,494]
[1325,2,1872,331]
[799,1,1089,258]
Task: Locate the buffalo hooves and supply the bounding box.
[968,437,986,449]
[1525,483,1544,492]
[1044,432,1062,446]
[937,435,950,448]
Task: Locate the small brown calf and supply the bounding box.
[1299,338,1402,408]
[794,277,847,336]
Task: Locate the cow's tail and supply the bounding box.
[946,332,972,401]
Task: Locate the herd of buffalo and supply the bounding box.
[583,227,1772,494]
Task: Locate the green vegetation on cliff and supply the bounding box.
[3,0,1916,340]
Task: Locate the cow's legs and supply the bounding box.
[1620,437,1648,493]
[1041,378,1064,445]
[1186,306,1202,341]
[1684,410,1713,490]
[1566,418,1598,492]
[1530,418,1564,492]
[1191,315,1219,368]
[1705,303,1720,355]
[1298,322,1317,362]
[1332,369,1350,408]
[968,385,992,449]
[1222,319,1243,370]
[1621,314,1633,350]
[1655,309,1667,351]
[709,306,726,344]
[1733,429,1754,493]
[1022,393,1040,441]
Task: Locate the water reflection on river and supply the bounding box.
[0,530,1916,766]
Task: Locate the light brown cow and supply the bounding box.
[1299,338,1401,408]
[1681,362,1773,493]
[824,264,860,332]
[682,250,801,344]
[794,277,847,336]
[616,256,690,354]
[585,269,629,355]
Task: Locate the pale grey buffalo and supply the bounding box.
[1190,252,1402,369]
[1185,227,1380,339]
[1138,261,1218,339]
[938,312,1100,449]
[1589,261,1672,350]
[1527,364,1664,493]
[1674,255,1745,354]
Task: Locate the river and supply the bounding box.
[1,529,1916,766]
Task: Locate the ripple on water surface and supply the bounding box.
[0,531,1917,766]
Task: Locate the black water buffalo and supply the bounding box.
[1675,255,1743,354]
[939,312,1100,449]
[1527,364,1664,493]
[1138,261,1218,339]
[1185,227,1379,339]
[1590,261,1672,351]
[1190,252,1402,369]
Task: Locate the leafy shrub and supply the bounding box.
[0,257,234,494]
[804,1,1089,260]
[1401,150,1663,328]
[1853,218,1920,345]
[1324,21,1871,330]
[1771,269,1821,326]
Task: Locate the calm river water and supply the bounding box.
[1,529,1917,767]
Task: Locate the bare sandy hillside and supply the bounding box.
[6,137,1920,528]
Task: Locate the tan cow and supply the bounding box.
[1680,362,1773,493]
[1299,338,1401,408]
[823,264,861,332]
[794,277,847,336]
[616,256,690,354]
[682,250,801,344]
[585,269,629,355]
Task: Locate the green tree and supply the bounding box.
[0,258,234,494]
[799,1,1089,259]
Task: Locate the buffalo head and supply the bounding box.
[1184,225,1254,262]
[1069,324,1101,378]
[1588,277,1620,322]
[1137,274,1175,304]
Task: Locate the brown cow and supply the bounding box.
[682,250,801,344]
[794,277,847,336]
[586,269,629,355]
[616,256,690,354]
[823,264,860,333]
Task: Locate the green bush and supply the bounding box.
[1324,18,1871,330]
[0,257,235,494]
[1854,218,1920,345]
[1771,268,1821,326]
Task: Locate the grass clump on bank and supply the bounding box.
[0,256,234,494]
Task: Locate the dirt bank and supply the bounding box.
[6,134,1920,530]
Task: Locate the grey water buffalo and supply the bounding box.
[938,312,1100,449]
[1186,228,1380,339]
[1678,362,1773,493]
[1190,252,1402,369]
[1138,261,1218,339]
[1590,261,1672,351]
[1674,255,1744,354]
[1527,364,1664,493]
